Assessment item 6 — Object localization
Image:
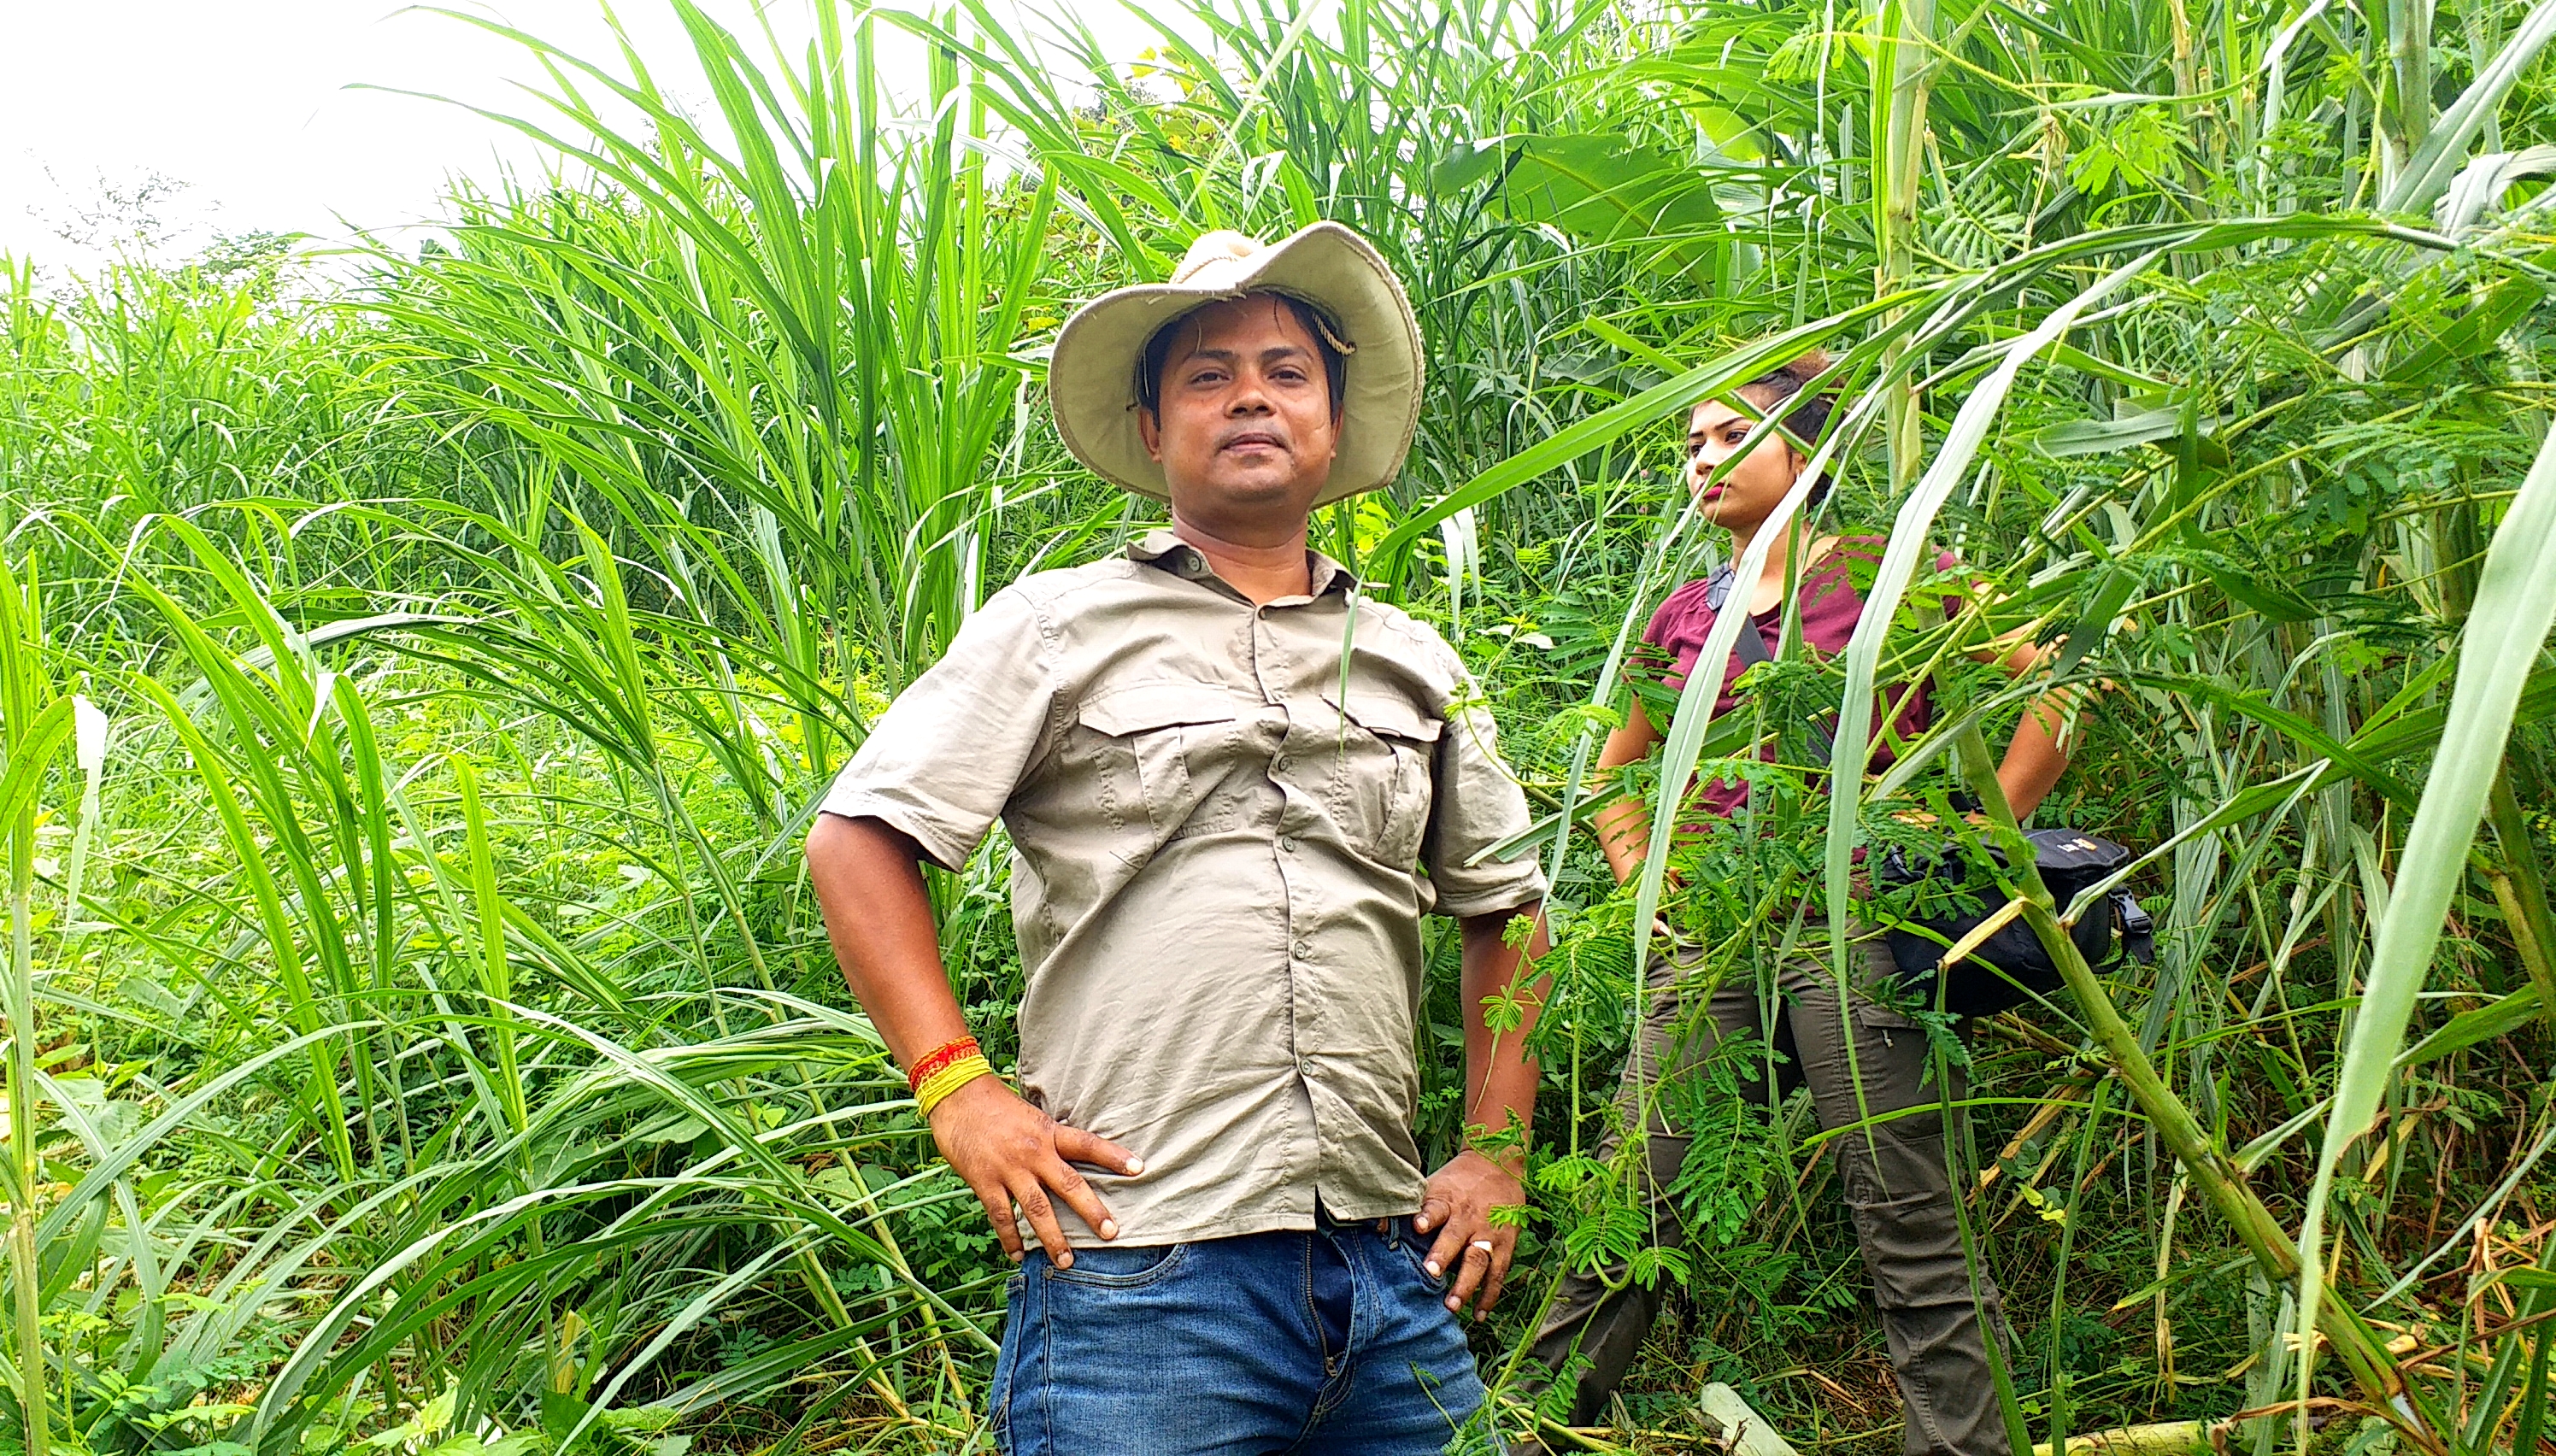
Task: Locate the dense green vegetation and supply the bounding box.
[7,0,2556,1451]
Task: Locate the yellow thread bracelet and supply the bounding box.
[914,1054,994,1118]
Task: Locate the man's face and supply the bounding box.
[1685,393,1805,532]
[1138,295,1339,530]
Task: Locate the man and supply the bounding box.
[805,222,1549,1455]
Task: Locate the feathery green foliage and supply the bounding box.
[4,0,2556,1451]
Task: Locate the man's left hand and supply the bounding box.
[1413,1148,1524,1317]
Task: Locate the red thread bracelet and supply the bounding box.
[907,1035,980,1093]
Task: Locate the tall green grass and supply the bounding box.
[3,0,2556,1451]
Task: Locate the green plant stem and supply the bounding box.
[2483,769,2556,1027]
[2385,0,2434,182]
[1874,0,1936,495]
[7,866,46,1456]
[1,560,51,1456]
[1943,719,2411,1412]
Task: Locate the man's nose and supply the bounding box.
[1225,376,1275,414]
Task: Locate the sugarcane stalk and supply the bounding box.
[2032,1420,2214,1456]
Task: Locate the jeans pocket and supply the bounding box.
[1391,1227,1443,1288]
[1041,1241,1187,1289]
[989,1273,1027,1453]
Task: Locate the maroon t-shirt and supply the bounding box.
[1642,539,1954,821]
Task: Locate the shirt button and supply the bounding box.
[1280,837,1298,853]
[1295,941,1313,957]
[1273,757,1290,772]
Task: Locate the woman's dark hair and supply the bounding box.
[1135,292,1349,422]
[1738,347,1836,456]
[1706,346,1837,502]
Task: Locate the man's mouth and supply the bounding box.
[1220,431,1285,455]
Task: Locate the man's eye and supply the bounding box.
[1726,429,1748,443]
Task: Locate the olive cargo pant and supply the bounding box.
[1525,930,2012,1456]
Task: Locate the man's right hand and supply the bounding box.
[928,1075,1143,1269]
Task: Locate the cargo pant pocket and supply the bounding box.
[1847,1189,1985,1310]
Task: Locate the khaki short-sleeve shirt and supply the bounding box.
[819,529,1547,1245]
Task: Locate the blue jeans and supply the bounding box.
[989,1216,1493,1455]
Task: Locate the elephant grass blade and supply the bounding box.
[2293,395,2556,1412]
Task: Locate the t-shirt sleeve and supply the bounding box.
[816,587,1055,872]
[1642,578,1703,653]
[1637,578,1707,688]
[1422,654,1549,919]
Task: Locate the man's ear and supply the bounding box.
[1137,407,1163,463]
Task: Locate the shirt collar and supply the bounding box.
[1126,528,1360,602]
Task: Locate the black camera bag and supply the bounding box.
[1709,564,2155,1017]
[1872,829,2154,1017]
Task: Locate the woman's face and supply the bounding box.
[1684,392,1805,532]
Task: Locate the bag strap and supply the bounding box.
[2113,889,2157,964]
[1705,567,1773,670]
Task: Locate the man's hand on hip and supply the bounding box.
[929,1075,1143,1268]
[1413,1148,1525,1317]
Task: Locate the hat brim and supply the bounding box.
[1048,221,1423,508]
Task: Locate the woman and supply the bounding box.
[1524,350,2074,1456]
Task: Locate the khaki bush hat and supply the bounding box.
[1049,221,1424,506]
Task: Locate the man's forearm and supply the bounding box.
[806,813,968,1062]
[807,811,1139,1259]
[1457,904,1550,1171]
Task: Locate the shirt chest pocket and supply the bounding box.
[1076,683,1247,849]
[1320,692,1442,868]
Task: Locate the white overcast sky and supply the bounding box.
[3,0,1170,277]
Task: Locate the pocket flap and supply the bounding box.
[1328,691,1444,744]
[1078,681,1243,737]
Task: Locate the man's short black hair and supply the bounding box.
[1135,291,1349,423]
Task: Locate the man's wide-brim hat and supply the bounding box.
[1049,221,1423,507]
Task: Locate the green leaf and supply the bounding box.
[2383,276,2546,381]
[1479,133,1727,277]
[2295,374,2556,1396]
[2033,407,2184,458]
[2383,0,2556,214]
[2400,986,2543,1066]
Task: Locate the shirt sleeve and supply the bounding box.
[1639,578,1710,690]
[1644,577,1714,653]
[1422,653,1550,919]
[816,587,1056,872]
